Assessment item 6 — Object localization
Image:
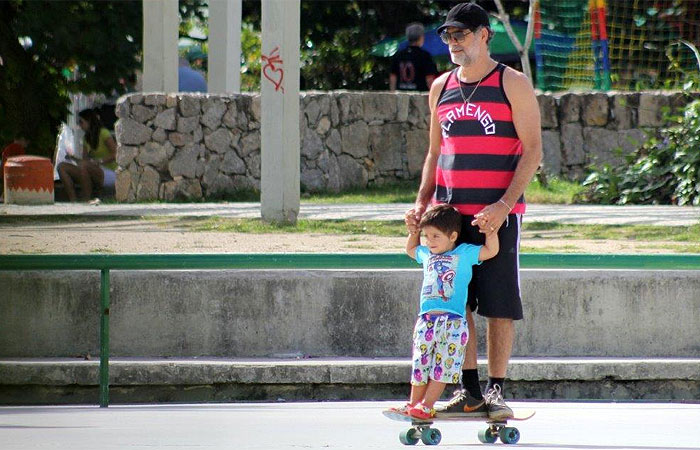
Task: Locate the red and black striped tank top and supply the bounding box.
[435,63,525,215]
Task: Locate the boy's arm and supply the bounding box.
[406,231,421,259]
[478,230,499,261]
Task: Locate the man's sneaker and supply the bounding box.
[408,403,435,420]
[434,389,488,417]
[484,385,514,421]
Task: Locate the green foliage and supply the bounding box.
[0,1,141,156]
[580,99,700,205]
[240,22,261,91]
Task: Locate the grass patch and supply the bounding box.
[520,245,582,253]
[303,181,418,204]
[86,177,583,205]
[179,217,407,236]
[524,177,584,204]
[4,213,698,244]
[303,177,584,204]
[523,222,700,242]
[171,217,700,245]
[637,243,700,253]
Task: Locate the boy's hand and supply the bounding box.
[470,215,489,233]
[405,208,420,234]
[472,200,509,234]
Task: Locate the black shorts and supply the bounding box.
[458,214,524,320]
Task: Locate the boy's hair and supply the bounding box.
[419,204,462,235]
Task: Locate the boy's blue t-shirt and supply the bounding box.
[415,243,482,317]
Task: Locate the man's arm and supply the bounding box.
[412,71,449,223]
[501,69,542,211]
[389,73,397,91]
[473,68,542,232]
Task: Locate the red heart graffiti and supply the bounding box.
[263,64,285,93]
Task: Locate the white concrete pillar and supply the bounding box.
[260,0,300,223]
[208,0,242,93]
[142,0,179,92]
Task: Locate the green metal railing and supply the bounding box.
[2,252,699,407]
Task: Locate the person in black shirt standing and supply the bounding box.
[390,23,439,91]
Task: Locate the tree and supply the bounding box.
[493,0,534,81]
[0,1,142,157]
[169,0,530,92]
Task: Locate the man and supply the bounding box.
[405,3,542,420]
[390,23,439,91]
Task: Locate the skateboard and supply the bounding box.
[383,408,535,445]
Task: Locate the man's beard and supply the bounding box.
[450,52,471,67]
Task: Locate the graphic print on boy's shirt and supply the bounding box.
[422,253,459,301]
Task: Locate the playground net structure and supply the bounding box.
[534,0,700,91]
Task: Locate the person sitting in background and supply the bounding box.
[57,109,117,202]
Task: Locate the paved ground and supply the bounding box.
[2,202,700,226]
[1,401,699,449]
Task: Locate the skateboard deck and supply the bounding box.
[383,408,535,445]
[383,408,535,423]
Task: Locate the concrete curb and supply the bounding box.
[2,357,698,385]
[1,357,698,404]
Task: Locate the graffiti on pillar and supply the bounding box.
[262,46,285,93]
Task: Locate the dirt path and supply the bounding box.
[0,217,688,254]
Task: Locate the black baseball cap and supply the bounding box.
[437,3,491,35]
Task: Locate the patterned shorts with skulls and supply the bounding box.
[410,312,468,386]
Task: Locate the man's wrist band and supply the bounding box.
[499,198,513,210]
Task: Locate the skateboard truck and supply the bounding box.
[478,421,520,444]
[400,424,442,445]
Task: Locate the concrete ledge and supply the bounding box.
[2,269,700,358]
[2,357,698,385]
[1,357,698,404]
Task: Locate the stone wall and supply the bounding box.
[114,90,689,202]
[114,92,429,202]
[538,91,690,179]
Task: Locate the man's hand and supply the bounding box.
[405,203,427,235]
[471,200,510,234]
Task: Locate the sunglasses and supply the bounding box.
[440,29,474,44]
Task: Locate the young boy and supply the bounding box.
[394,204,499,419]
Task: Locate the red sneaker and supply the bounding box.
[408,403,435,420]
[389,403,413,415]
